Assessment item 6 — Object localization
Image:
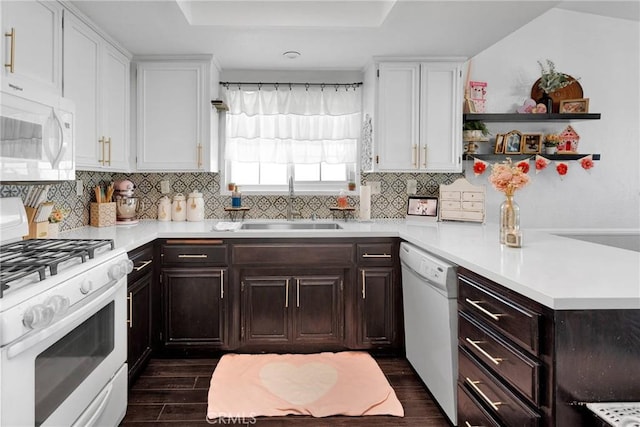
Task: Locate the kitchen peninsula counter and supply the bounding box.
[60,219,640,310]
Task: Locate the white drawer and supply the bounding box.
[441,191,461,200]
[441,209,484,222]
[442,200,461,210]
[462,191,484,202]
[462,201,484,210]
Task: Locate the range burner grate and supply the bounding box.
[0,238,115,298]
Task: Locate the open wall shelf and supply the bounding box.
[463,153,601,161]
[464,113,601,122]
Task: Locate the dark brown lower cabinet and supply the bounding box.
[161,267,227,352]
[127,243,155,385]
[457,267,640,426]
[356,267,397,349]
[127,267,153,383]
[240,270,344,351]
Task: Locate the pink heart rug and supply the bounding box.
[207,351,404,420]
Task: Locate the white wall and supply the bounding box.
[464,9,640,231]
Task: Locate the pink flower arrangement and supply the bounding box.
[489,158,530,196]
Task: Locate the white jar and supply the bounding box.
[157,196,171,222]
[186,190,204,222]
[171,193,186,221]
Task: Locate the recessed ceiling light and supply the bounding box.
[283,51,301,60]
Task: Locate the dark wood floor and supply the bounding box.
[121,356,451,426]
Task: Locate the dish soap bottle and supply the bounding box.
[337,190,348,208]
[231,186,242,208]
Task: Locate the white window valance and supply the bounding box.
[223,85,361,164]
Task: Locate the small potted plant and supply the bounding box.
[348,181,356,191]
[463,121,490,141]
[543,134,561,154]
[537,59,579,112]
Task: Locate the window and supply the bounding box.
[222,83,361,193]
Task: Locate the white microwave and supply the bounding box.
[0,90,75,182]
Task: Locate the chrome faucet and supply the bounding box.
[286,176,300,221]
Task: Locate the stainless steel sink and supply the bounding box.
[240,222,343,230]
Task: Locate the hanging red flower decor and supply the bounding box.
[535,155,550,173]
[580,155,594,170]
[556,162,568,176]
[516,160,530,174]
[473,159,488,176]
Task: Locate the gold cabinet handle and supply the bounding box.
[220,270,224,299]
[285,279,289,308]
[178,254,208,258]
[361,270,366,299]
[133,260,152,272]
[465,337,503,365]
[105,137,112,166]
[362,253,391,258]
[99,137,105,165]
[465,377,502,411]
[197,143,203,168]
[411,144,417,168]
[4,28,15,73]
[127,292,133,328]
[465,298,503,321]
[422,145,427,167]
[296,279,300,307]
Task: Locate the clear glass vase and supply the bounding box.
[499,193,520,244]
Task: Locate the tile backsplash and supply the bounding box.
[0,170,463,232]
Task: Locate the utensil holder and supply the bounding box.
[90,202,116,227]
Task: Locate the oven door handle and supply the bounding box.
[6,280,123,359]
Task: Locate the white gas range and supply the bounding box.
[0,197,131,427]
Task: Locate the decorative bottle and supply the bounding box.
[231,186,242,208]
[499,192,521,246]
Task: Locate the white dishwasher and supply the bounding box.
[400,242,458,425]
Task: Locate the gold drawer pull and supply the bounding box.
[285,279,289,308]
[362,253,391,258]
[178,254,208,258]
[361,270,366,299]
[465,377,503,411]
[220,270,224,299]
[465,337,503,365]
[133,260,152,271]
[465,298,503,321]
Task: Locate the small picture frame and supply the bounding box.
[406,196,439,222]
[522,133,542,154]
[494,134,505,154]
[559,98,589,114]
[504,130,523,154]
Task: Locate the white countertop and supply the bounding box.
[60,219,640,311]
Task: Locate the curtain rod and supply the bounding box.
[220,81,362,91]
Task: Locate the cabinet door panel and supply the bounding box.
[100,43,129,170]
[294,274,342,343]
[242,276,289,344]
[376,62,420,171]
[162,267,225,347]
[1,1,61,95]
[420,62,462,172]
[63,13,100,167]
[128,271,153,384]
[358,268,395,346]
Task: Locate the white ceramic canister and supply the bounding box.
[186,190,204,222]
[171,193,187,221]
[157,196,171,222]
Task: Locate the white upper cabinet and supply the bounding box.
[63,11,130,171]
[135,58,216,172]
[1,1,62,97]
[373,59,463,172]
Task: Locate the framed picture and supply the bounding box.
[522,133,542,154]
[559,98,589,114]
[504,130,523,154]
[406,196,439,221]
[494,134,505,154]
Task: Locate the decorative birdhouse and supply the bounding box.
[558,125,580,152]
